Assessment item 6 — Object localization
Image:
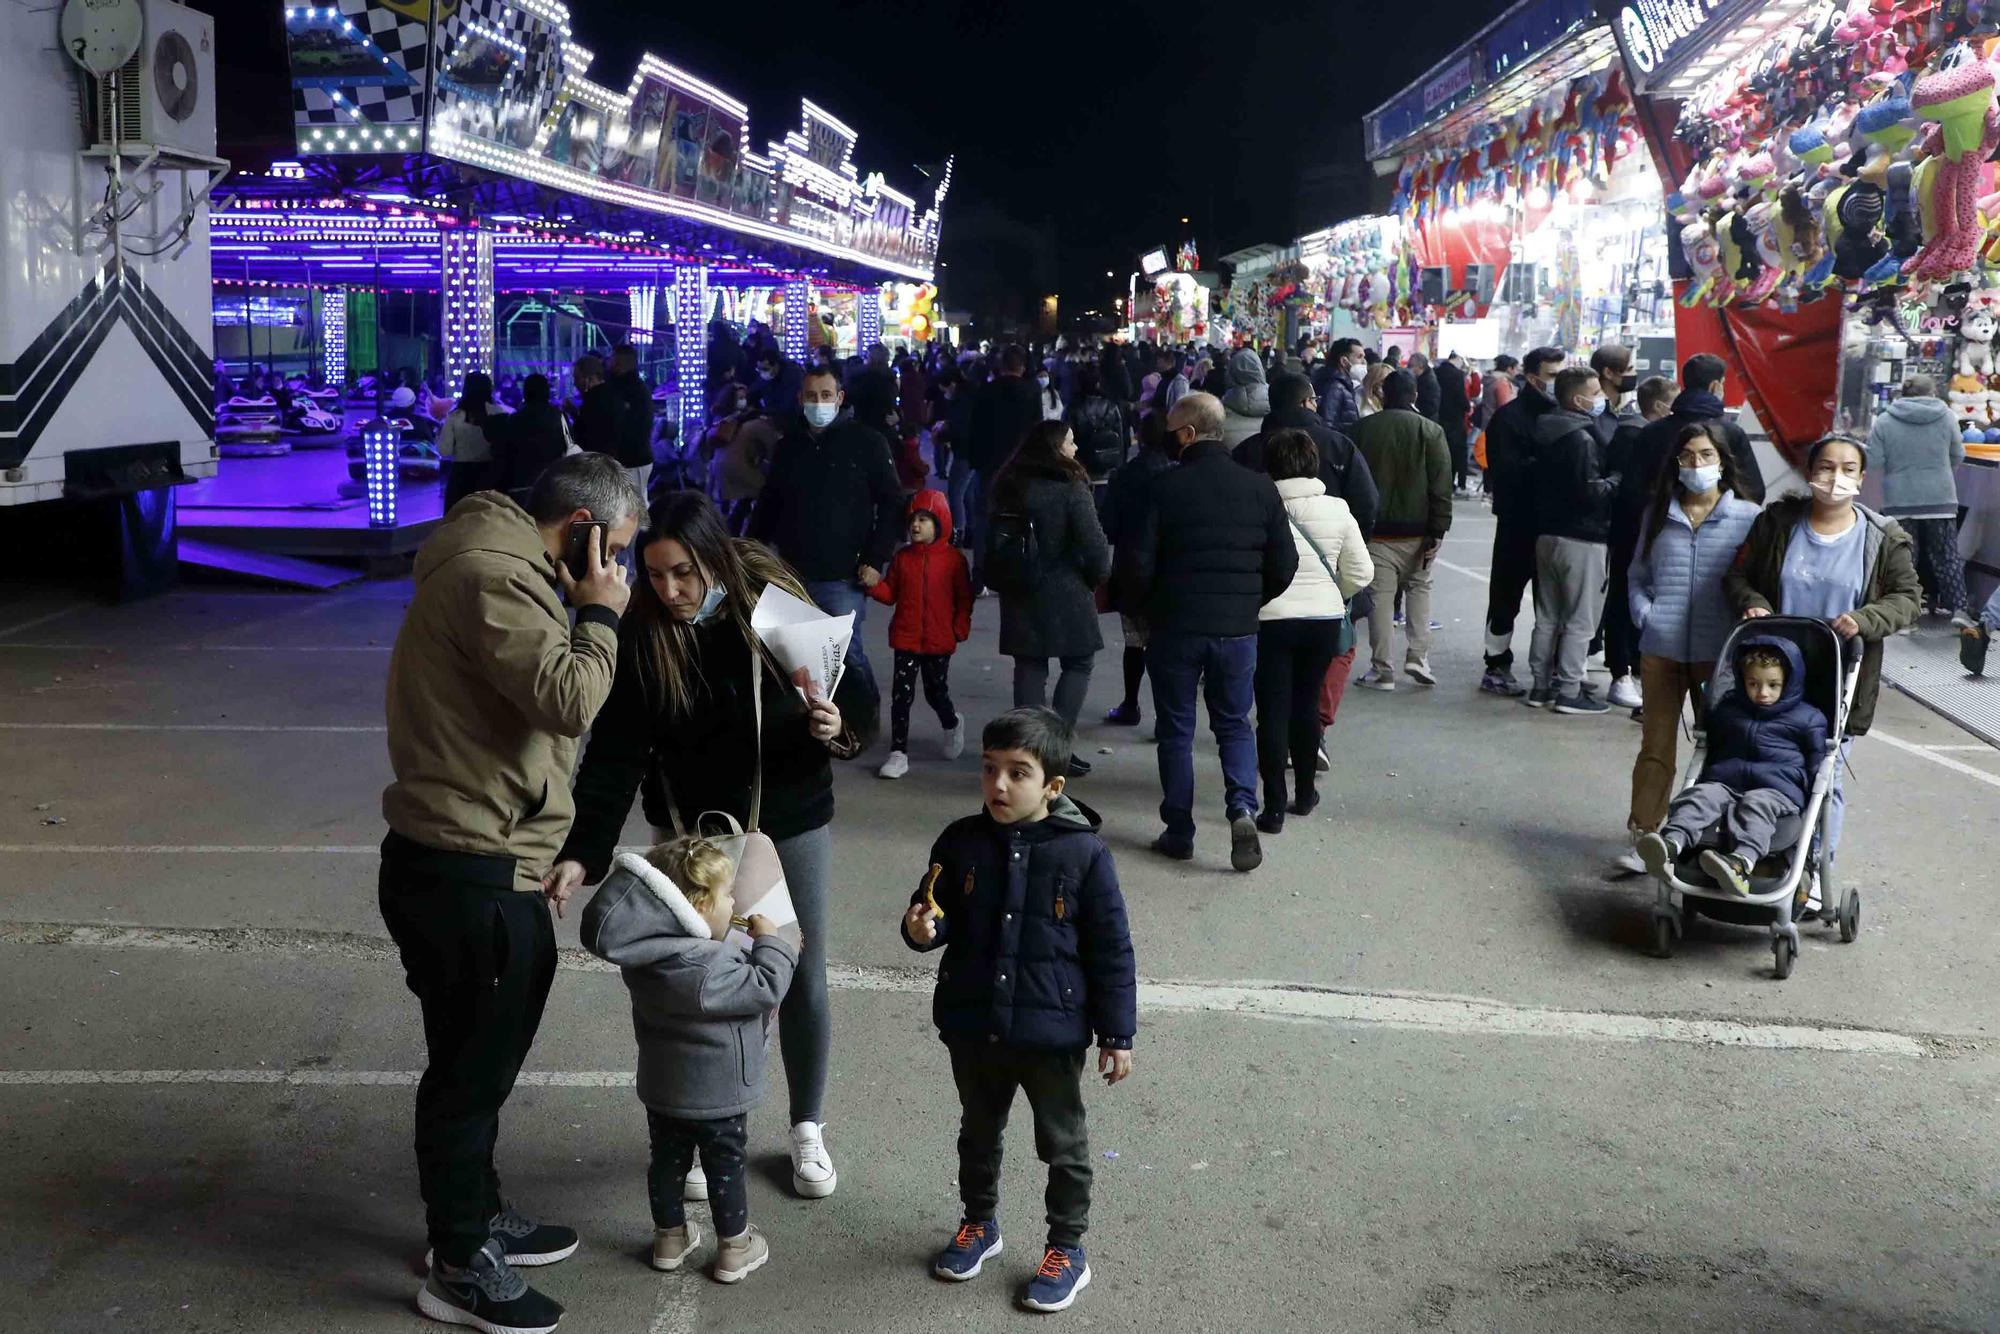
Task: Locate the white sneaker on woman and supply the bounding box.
[790,1121,837,1198]
[1607,675,1642,709]
[877,751,910,780]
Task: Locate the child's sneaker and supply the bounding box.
[932,1217,1003,1280]
[878,750,910,780]
[1635,831,1677,879]
[942,718,966,760]
[418,1239,564,1333]
[789,1121,837,1198]
[651,1221,701,1272]
[714,1226,769,1283]
[1700,848,1752,896]
[1020,1244,1091,1313]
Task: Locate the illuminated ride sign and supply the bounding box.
[1614,0,1736,90]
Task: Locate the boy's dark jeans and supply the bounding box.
[647,1112,749,1239]
[950,1042,1092,1248]
[378,833,556,1267]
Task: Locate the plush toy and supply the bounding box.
[1826,156,1891,282]
[1961,305,1999,378]
[1857,93,1917,155]
[1906,57,2000,280]
[1679,215,1733,306]
[1741,201,1786,303]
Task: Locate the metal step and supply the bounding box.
[176,538,361,592]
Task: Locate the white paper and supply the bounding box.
[750,584,851,702]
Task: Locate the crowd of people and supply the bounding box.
[377,317,2000,1332]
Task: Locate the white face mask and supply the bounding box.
[1811,472,1862,504]
[803,401,839,429]
[1679,463,1723,494]
[1587,395,1609,416]
[1348,363,1367,384]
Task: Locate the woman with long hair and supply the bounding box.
[991,419,1111,771]
[549,491,874,1202]
[1620,423,1762,863]
[1358,363,1391,417]
[438,371,503,510]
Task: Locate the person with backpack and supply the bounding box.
[988,421,1112,772]
[1065,363,1130,489]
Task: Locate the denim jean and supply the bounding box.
[804,578,875,693]
[1824,737,1854,859]
[947,455,977,549]
[1147,630,1259,842]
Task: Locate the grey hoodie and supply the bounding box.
[1864,394,1965,518]
[1220,349,1271,449]
[582,852,798,1120]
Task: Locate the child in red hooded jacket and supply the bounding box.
[869,489,974,779]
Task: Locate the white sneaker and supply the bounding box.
[1404,657,1436,687]
[790,1121,837,1199]
[1607,675,1642,709]
[942,718,965,760]
[1315,746,1330,774]
[683,1160,708,1202]
[1610,846,1647,877]
[1355,669,1396,692]
[877,750,910,780]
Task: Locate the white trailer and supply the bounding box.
[0,0,224,592]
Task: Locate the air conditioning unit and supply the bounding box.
[93,0,215,159]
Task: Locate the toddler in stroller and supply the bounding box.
[1635,635,1826,896]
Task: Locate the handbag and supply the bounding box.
[1288,512,1357,657]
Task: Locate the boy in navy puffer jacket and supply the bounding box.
[900,707,1136,1314]
[1636,636,1827,894]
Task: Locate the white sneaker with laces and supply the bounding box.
[942,718,965,760]
[1355,669,1396,692]
[877,750,910,780]
[1610,846,1647,876]
[790,1121,837,1199]
[683,1160,708,1202]
[1404,657,1436,687]
[1607,675,1642,709]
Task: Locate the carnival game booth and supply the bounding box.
[188,0,945,572]
[1366,0,1672,370]
[1606,0,2000,732]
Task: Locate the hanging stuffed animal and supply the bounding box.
[1679,215,1733,306]
[1825,153,1892,282]
[1905,54,2000,280]
[1739,202,1786,304]
[1774,183,1824,297]
[1960,303,1997,379]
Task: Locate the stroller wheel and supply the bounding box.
[1772,934,1797,981]
[1838,890,1860,944]
[1650,914,1676,959]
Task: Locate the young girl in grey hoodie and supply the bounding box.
[582,837,797,1284]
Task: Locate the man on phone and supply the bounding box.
[379,452,643,1333]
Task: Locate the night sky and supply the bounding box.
[213,0,1500,318]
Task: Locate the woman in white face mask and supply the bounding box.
[1622,424,1763,852]
[1725,434,1922,869]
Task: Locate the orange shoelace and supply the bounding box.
[1036,1248,1071,1280]
[953,1223,987,1249]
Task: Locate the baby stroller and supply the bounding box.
[1646,616,1864,980]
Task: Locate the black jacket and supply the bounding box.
[1065,393,1129,480]
[1100,446,1175,615]
[1434,360,1471,445]
[749,412,904,580]
[902,795,1136,1051]
[574,381,626,460]
[968,374,1042,474]
[1233,404,1379,538]
[607,371,656,468]
[487,402,569,493]
[992,468,1111,658]
[749,361,804,417]
[1482,379,1555,526]
[1701,635,1827,810]
[1531,408,1620,544]
[559,612,880,882]
[1414,368,1442,424]
[1623,390,1767,530]
[1128,439,1298,637]
[848,365,900,436]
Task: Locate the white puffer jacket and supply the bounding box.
[1261,477,1374,622]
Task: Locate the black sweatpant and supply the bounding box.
[1255,617,1342,812]
[892,650,959,752]
[1603,532,1641,680]
[1905,516,1968,615]
[646,1111,749,1239]
[1484,519,1540,670]
[1445,430,1469,490]
[949,1043,1092,1248]
[378,833,556,1267]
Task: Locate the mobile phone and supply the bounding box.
[564,520,609,582]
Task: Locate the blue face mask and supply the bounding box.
[689,584,726,624]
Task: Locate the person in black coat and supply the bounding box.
[749,365,904,692]
[1233,371,1379,538]
[1478,346,1564,695]
[991,422,1112,753]
[749,345,805,417]
[1127,392,1297,867]
[964,347,1043,582]
[1408,352,1443,424]
[606,344,658,486]
[1622,354,1767,524]
[1064,363,1129,482]
[1099,412,1176,728]
[1433,353,1472,492]
[487,373,570,496]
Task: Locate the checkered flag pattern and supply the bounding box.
[291,0,430,132]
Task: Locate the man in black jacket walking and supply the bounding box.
[1434,352,1472,494]
[749,364,903,693]
[1526,368,1621,714]
[1479,345,1565,696]
[1127,392,1298,872]
[1622,353,1766,520]
[964,346,1043,584]
[606,345,657,496]
[1233,371,1379,537]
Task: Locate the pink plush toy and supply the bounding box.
[1907,58,2000,279]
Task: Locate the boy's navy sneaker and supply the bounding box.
[932,1218,1003,1280]
[423,1207,578,1271]
[419,1238,563,1334]
[1150,833,1194,862]
[1021,1244,1091,1313]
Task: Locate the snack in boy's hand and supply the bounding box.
[921,862,946,920]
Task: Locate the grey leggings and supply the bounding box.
[657,823,831,1125]
[1013,654,1095,730]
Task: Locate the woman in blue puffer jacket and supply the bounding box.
[1622,423,1762,851]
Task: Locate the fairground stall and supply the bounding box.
[189,0,946,576]
[1366,0,1674,372]
[1606,0,2000,739]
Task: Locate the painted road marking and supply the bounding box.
[1433,558,1491,584]
[1870,730,2000,791]
[0,607,84,639]
[0,922,1931,1057]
